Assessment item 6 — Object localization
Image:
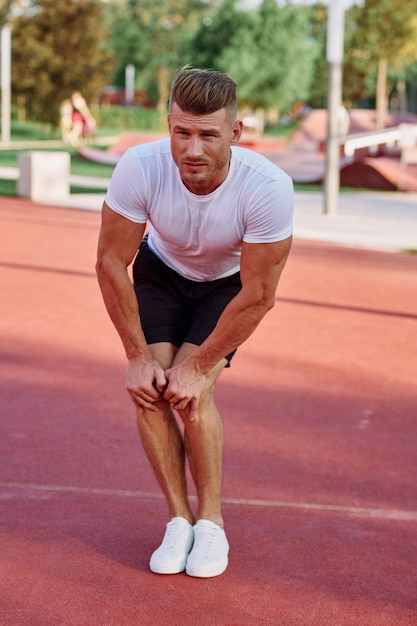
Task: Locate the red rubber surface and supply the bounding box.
[1,197,417,625]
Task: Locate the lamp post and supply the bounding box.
[324,0,345,215]
[1,23,12,144]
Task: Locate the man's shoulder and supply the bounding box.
[231,145,290,181]
[128,137,171,159]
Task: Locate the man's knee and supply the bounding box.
[176,384,218,425]
[136,398,172,425]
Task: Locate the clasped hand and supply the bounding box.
[126,357,206,421]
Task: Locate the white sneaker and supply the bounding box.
[186,519,229,578]
[149,517,194,574]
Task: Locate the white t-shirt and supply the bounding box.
[105,139,293,282]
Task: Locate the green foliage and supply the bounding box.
[96,106,160,131]
[217,0,318,112]
[5,0,417,132]
[355,0,415,62]
[307,2,327,108]
[102,0,322,115]
[344,0,417,108]
[103,0,211,98]
[405,62,417,83]
[10,0,115,126]
[102,0,155,88]
[185,0,254,70]
[0,1,12,24]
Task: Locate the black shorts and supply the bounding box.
[132,237,242,365]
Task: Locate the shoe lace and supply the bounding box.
[161,521,187,549]
[193,526,218,556]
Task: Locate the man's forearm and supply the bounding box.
[185,238,291,375]
[186,291,273,374]
[97,262,150,361]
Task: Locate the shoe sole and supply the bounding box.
[186,558,228,578]
[149,553,190,575]
[149,564,187,574]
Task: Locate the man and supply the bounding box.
[96,67,293,578]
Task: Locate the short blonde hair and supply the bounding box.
[169,66,237,121]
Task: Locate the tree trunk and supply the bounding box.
[375,57,388,130]
[397,80,407,113]
[156,66,169,132]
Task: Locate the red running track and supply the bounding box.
[1,197,417,626]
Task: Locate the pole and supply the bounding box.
[324,61,343,215]
[125,64,135,105]
[324,0,345,215]
[1,23,12,144]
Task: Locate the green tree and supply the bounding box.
[217,0,318,114]
[388,15,417,113]
[102,0,153,89]
[10,0,115,127]
[104,0,211,122]
[0,0,12,23]
[341,2,370,108]
[347,0,417,126]
[404,58,417,113]
[306,2,327,109]
[186,0,254,70]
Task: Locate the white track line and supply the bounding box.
[1,481,416,522]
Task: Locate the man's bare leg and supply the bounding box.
[135,342,194,524]
[181,400,224,526]
[170,344,230,577]
[173,343,227,529]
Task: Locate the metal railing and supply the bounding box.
[341,123,417,160]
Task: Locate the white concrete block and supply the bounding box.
[18,151,70,202]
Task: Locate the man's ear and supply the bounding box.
[231,120,243,145]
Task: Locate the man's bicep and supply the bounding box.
[98,202,147,267]
[240,237,292,299]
